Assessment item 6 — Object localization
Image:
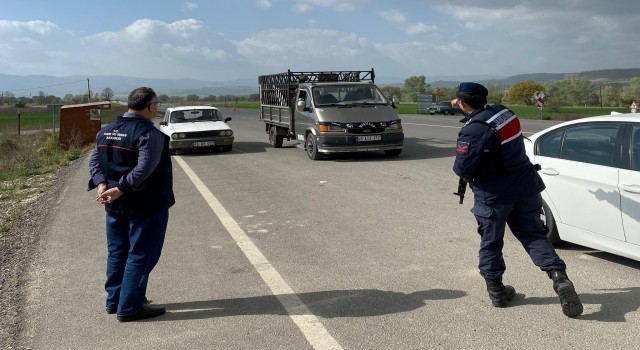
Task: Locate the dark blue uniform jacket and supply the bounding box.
[88,113,175,215]
[453,104,544,204]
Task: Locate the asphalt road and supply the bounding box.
[18,108,640,349]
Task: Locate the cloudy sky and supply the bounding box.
[1,0,639,83]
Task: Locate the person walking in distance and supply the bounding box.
[88,87,175,322]
[631,100,638,113]
[452,82,583,318]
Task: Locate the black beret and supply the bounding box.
[457,82,488,96]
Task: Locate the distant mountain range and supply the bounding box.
[2,68,639,98]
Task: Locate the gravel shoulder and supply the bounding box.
[0,159,82,349]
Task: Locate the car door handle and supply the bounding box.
[621,185,640,194]
[540,168,559,176]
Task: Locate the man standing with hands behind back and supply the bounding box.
[88,87,175,322]
[452,82,583,318]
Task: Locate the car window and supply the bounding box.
[631,126,640,171]
[171,109,221,123]
[537,130,563,158]
[561,124,619,166]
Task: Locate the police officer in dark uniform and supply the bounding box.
[452,82,583,318]
[88,87,175,322]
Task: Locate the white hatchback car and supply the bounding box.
[525,113,640,261]
[158,106,234,154]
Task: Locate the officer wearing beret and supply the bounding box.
[452,82,583,317]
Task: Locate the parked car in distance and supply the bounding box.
[524,113,640,261]
[428,101,463,115]
[158,106,234,154]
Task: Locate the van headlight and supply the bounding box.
[319,122,345,132]
[387,120,402,130]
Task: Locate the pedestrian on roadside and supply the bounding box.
[451,82,583,318]
[88,87,175,322]
[631,100,638,113]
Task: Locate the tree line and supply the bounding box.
[389,75,640,110]
[2,76,638,109]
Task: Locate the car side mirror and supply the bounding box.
[224,117,232,122]
[159,121,167,126]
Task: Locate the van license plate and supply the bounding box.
[356,135,381,142]
[193,141,215,147]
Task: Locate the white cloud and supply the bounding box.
[438,42,465,55]
[405,22,438,35]
[379,10,407,24]
[257,0,272,9]
[292,0,368,13]
[0,20,60,36]
[182,2,198,11]
[234,28,376,70]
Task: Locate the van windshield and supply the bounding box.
[312,85,387,106]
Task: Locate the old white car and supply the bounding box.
[158,106,234,154]
[525,113,640,261]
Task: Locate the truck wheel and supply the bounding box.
[384,149,402,157]
[269,126,283,148]
[306,133,322,160]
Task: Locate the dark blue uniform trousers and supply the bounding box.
[472,193,566,281]
[104,209,169,316]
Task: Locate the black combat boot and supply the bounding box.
[485,278,516,308]
[548,270,583,318]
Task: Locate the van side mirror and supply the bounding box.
[224,117,232,123]
[296,99,306,111]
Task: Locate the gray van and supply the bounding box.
[259,70,404,160]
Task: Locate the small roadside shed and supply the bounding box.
[59,101,111,149]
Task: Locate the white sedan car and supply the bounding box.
[158,106,234,154]
[525,113,640,261]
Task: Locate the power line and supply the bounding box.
[3,79,87,93]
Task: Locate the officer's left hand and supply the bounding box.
[97,187,124,204]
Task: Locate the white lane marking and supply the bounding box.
[174,156,342,350]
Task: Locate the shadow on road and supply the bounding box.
[513,287,640,322]
[157,288,466,321]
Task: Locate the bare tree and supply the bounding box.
[100,87,114,101]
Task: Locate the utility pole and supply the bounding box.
[87,78,91,103]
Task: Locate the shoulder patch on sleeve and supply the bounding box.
[456,141,469,154]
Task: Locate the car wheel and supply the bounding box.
[269,126,283,148]
[443,110,450,115]
[384,149,402,157]
[306,133,322,160]
[541,199,561,244]
[221,145,232,152]
[169,149,176,155]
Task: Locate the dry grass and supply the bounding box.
[0,129,88,239]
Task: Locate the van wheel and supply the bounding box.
[541,200,561,244]
[269,126,283,148]
[384,149,402,157]
[169,149,176,155]
[306,133,322,160]
[221,145,232,152]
